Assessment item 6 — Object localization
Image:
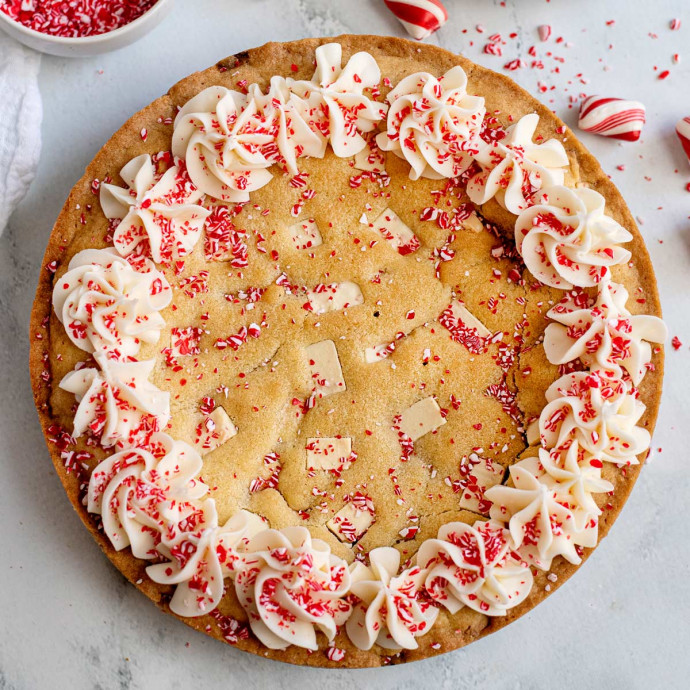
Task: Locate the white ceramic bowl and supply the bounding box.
[0,0,174,57]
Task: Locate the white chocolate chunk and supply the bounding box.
[446,301,492,338]
[306,340,346,396]
[288,218,323,250]
[327,503,374,543]
[458,455,505,515]
[526,419,540,446]
[353,141,386,172]
[461,212,484,233]
[307,281,364,315]
[399,397,446,441]
[364,343,393,363]
[306,437,352,470]
[195,406,237,455]
[371,208,420,255]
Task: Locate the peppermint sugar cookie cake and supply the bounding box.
[30,36,666,667]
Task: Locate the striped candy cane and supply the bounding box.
[578,96,646,142]
[383,0,448,40]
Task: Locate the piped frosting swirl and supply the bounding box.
[100,153,209,264]
[347,547,438,650]
[467,113,569,214]
[514,185,633,288]
[59,354,170,449]
[544,279,667,385]
[376,66,485,180]
[52,248,171,358]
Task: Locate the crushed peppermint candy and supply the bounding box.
[1,0,159,37]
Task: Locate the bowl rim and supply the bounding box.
[0,0,172,46]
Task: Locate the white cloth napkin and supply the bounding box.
[0,32,42,236]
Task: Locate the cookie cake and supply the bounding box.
[29,35,667,667]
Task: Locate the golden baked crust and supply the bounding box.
[29,35,664,667]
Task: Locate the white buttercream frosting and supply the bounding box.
[233,526,352,650]
[518,443,614,531]
[87,434,208,554]
[59,353,170,448]
[539,370,650,465]
[485,459,598,570]
[172,44,385,204]
[346,547,438,650]
[87,433,264,616]
[148,508,266,617]
[544,279,667,385]
[375,66,485,180]
[252,76,328,173]
[172,80,326,203]
[100,154,209,264]
[172,85,273,203]
[467,113,569,214]
[417,520,533,615]
[52,248,171,358]
[288,43,387,158]
[514,185,633,289]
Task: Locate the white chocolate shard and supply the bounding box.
[399,397,446,441]
[307,282,364,315]
[288,219,323,250]
[461,212,484,233]
[446,301,492,338]
[370,208,420,256]
[457,454,506,515]
[306,340,346,396]
[306,437,352,470]
[327,502,374,543]
[365,343,393,363]
[353,140,386,172]
[526,419,540,446]
[195,406,237,455]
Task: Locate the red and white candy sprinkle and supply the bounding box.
[383,0,448,40]
[676,117,690,164]
[538,24,552,42]
[578,95,646,142]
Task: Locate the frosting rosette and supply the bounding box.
[233,526,352,650]
[172,78,327,203]
[52,248,172,358]
[514,185,633,289]
[288,42,387,157]
[467,113,569,214]
[100,153,209,264]
[375,66,485,180]
[87,433,209,557]
[517,443,613,531]
[250,77,328,173]
[148,508,266,618]
[417,520,533,615]
[544,279,667,385]
[539,370,650,465]
[59,353,170,448]
[346,547,438,650]
[485,460,599,570]
[172,86,272,202]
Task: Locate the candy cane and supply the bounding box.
[383,0,448,40]
[578,96,646,142]
[676,117,690,164]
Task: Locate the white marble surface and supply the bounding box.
[2,0,689,687]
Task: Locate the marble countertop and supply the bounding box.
[2,1,689,687]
